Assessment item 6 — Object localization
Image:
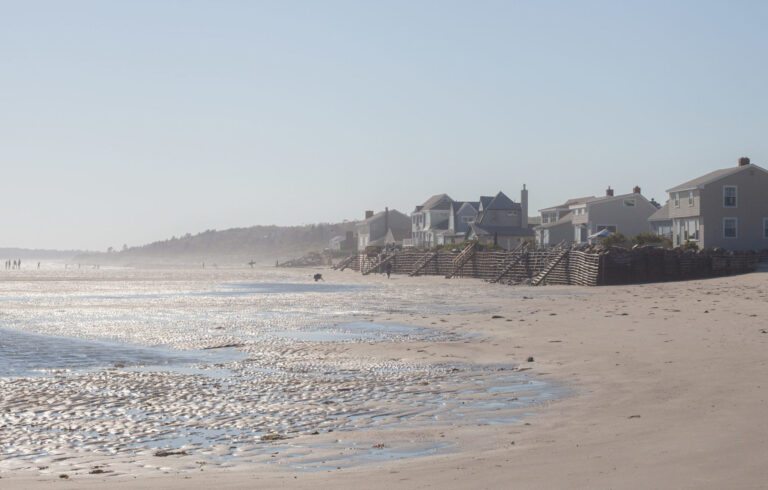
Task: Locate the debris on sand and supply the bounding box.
[154,449,189,457]
[260,433,288,442]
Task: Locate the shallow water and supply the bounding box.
[0,269,565,473]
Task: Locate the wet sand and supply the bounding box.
[3,267,768,489]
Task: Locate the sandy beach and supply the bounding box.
[2,266,767,489]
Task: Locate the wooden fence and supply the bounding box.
[334,247,758,286]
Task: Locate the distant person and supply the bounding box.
[313,273,324,282]
[385,261,392,279]
[202,262,205,269]
[37,262,40,269]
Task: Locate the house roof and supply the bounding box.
[419,193,453,211]
[648,202,671,222]
[358,209,409,226]
[539,196,595,212]
[479,196,494,210]
[666,163,768,193]
[540,212,574,229]
[486,191,516,210]
[451,201,478,213]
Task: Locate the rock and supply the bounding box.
[527,357,534,362]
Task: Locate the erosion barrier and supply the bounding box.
[334,247,758,286]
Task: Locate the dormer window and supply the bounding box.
[674,193,680,207]
[622,199,636,207]
[723,185,737,208]
[688,191,694,207]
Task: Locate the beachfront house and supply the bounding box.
[466,187,533,250]
[571,186,658,243]
[537,186,657,246]
[442,201,479,245]
[357,208,411,251]
[664,157,768,250]
[536,196,595,247]
[410,194,453,248]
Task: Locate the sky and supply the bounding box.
[2,0,767,250]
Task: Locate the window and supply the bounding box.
[462,216,473,223]
[623,199,636,207]
[723,217,738,239]
[541,214,548,224]
[723,185,737,208]
[688,191,694,207]
[763,218,768,239]
[674,193,680,207]
[677,217,699,242]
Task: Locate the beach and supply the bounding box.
[2,266,767,489]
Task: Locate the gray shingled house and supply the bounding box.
[466,187,532,250]
[410,194,453,248]
[665,157,768,250]
[356,208,411,251]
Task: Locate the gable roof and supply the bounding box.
[666,163,768,193]
[540,212,574,229]
[648,202,670,222]
[419,193,453,211]
[486,191,516,210]
[358,209,410,226]
[539,196,595,212]
[451,201,478,213]
[479,196,494,211]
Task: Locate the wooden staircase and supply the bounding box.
[333,254,357,271]
[361,253,397,276]
[530,248,569,286]
[490,247,529,283]
[445,242,477,279]
[409,252,438,276]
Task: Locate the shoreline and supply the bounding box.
[2,267,767,488]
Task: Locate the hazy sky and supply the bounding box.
[2,1,767,250]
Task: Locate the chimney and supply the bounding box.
[606,186,614,197]
[633,185,641,194]
[738,157,750,167]
[520,184,528,228]
[365,210,374,219]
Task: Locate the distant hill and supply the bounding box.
[74,222,359,266]
[0,248,86,260]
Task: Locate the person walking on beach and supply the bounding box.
[385,261,392,279]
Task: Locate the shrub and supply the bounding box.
[599,232,628,248]
[679,240,699,251]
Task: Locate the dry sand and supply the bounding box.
[4,267,768,489]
